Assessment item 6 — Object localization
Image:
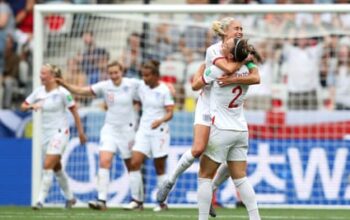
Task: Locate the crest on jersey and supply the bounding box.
[123,86,129,93]
[205,68,211,76]
[66,95,73,102]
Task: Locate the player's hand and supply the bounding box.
[217,75,235,87]
[55,77,64,85]
[30,102,43,111]
[151,120,162,129]
[79,133,87,145]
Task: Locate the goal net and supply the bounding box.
[33,4,350,207]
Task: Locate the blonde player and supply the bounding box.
[157,17,254,215]
[21,64,86,210]
[56,61,140,210]
[123,60,174,212]
[193,38,261,220]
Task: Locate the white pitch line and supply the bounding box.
[0,212,349,220]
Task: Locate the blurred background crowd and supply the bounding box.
[0,0,349,112]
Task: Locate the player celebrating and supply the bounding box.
[21,64,86,210]
[56,61,140,210]
[193,38,261,220]
[157,17,258,214]
[123,60,174,212]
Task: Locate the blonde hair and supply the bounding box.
[45,63,62,78]
[212,17,235,39]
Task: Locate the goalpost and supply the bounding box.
[33,4,350,208]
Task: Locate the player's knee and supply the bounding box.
[191,142,206,158]
[99,158,112,169]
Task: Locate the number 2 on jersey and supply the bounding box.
[228,86,242,108]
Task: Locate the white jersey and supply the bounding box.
[203,65,250,131]
[136,81,174,133]
[25,86,75,131]
[90,78,140,126]
[194,41,224,126]
[202,41,224,97]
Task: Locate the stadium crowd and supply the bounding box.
[1,0,350,111]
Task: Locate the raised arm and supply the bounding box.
[56,78,94,96]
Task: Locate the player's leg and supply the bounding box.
[53,161,76,209]
[123,150,146,210]
[153,156,169,212]
[227,132,260,220]
[198,155,220,220]
[157,124,210,203]
[88,151,114,210]
[33,154,60,210]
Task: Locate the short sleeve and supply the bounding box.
[163,85,175,107]
[90,81,107,97]
[25,90,37,105]
[61,88,75,109]
[203,65,222,84]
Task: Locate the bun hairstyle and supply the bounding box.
[45,63,62,78]
[212,17,235,39]
[142,60,160,77]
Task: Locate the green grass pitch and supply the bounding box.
[0,207,349,220]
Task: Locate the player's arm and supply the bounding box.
[191,63,206,91]
[56,78,94,96]
[21,101,34,112]
[151,105,174,129]
[214,57,243,75]
[217,62,260,87]
[69,106,87,144]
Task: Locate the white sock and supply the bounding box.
[157,174,167,188]
[212,163,230,191]
[55,170,73,200]
[97,168,110,201]
[169,149,195,183]
[233,177,260,220]
[37,170,54,204]
[198,178,212,220]
[129,170,144,202]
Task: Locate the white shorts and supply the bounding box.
[194,91,211,126]
[42,128,70,155]
[99,123,135,159]
[133,125,170,159]
[204,125,248,163]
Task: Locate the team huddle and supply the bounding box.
[21,17,261,220]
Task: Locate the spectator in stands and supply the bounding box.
[3,34,20,109]
[0,0,15,76]
[328,41,350,110]
[78,30,108,84]
[56,60,140,211]
[118,32,143,79]
[150,17,180,61]
[178,13,212,64]
[21,63,86,210]
[281,29,326,110]
[13,0,35,54]
[123,60,174,212]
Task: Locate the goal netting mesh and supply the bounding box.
[33,5,350,207]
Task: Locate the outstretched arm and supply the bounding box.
[56,78,94,96]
